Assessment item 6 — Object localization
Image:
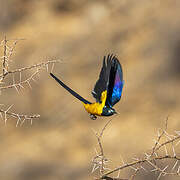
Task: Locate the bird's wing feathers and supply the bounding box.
[106,57,124,107]
[92,55,112,102]
[92,54,124,106]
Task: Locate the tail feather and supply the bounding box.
[50,73,91,104]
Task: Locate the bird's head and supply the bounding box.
[102,106,117,116]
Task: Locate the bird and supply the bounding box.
[50,54,124,120]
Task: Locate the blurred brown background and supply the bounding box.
[0,0,180,179]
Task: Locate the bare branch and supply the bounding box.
[0,59,62,79]
[150,116,169,156]
[92,119,113,174]
[2,35,7,80]
[0,71,39,91]
[0,108,40,126]
[92,117,180,180]
[0,36,61,125]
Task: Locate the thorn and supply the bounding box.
[18,83,24,89]
[145,153,150,159]
[51,63,55,73]
[27,81,32,89]
[164,131,173,140]
[147,160,155,167]
[46,64,49,72]
[164,145,168,156]
[132,157,139,161]
[154,152,158,157]
[130,166,137,171]
[157,129,161,137]
[157,172,162,180]
[151,168,158,172]
[172,143,176,157]
[16,115,21,127]
[116,169,121,178]
[30,118,33,125]
[32,77,38,84]
[12,74,15,84]
[177,166,180,173]
[19,72,22,82]
[20,118,26,126]
[120,155,125,165]
[172,160,178,171]
[0,112,3,120]
[91,163,97,173]
[6,104,13,112]
[162,172,167,176]
[140,165,147,172]
[162,165,168,171]
[94,148,98,156]
[14,85,20,93]
[4,112,7,125]
[175,140,180,147]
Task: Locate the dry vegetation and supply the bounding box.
[92,118,180,179]
[0,1,180,180]
[0,36,60,126]
[1,36,179,180]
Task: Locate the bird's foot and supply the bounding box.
[90,114,97,120]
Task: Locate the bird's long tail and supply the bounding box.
[50,73,91,104]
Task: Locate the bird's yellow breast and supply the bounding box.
[83,91,107,116]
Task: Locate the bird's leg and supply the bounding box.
[90,114,97,120]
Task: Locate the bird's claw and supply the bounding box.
[90,114,97,120]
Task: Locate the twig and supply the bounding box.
[0,36,61,125]
[151,116,168,156]
[0,59,62,79]
[99,155,180,179]
[2,36,7,80]
[92,118,180,180]
[92,119,113,174]
[0,70,39,91]
[100,119,113,138]
[0,108,40,126]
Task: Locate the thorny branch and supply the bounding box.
[0,70,39,91]
[92,118,180,180]
[150,116,168,156]
[0,106,40,126]
[0,36,61,125]
[100,155,180,179]
[0,59,61,80]
[92,119,112,175]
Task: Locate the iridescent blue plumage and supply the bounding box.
[92,54,124,116]
[106,55,124,107]
[110,66,124,107]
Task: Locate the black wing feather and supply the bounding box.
[92,54,124,106]
[105,56,124,107]
[92,54,112,102]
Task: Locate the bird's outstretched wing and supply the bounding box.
[50,73,91,104]
[92,55,111,102]
[92,54,124,106]
[105,56,124,107]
